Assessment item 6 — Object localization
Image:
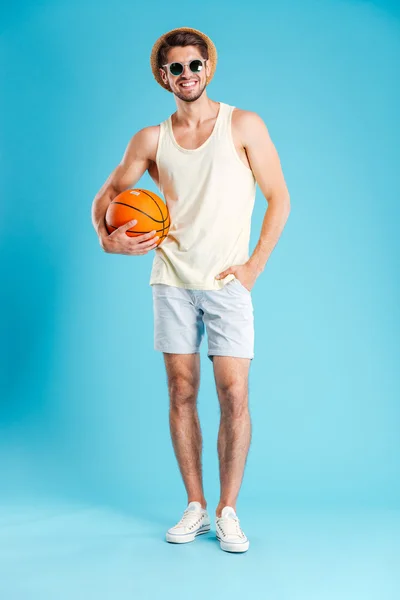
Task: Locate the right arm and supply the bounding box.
[91,126,160,254]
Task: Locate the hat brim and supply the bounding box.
[150,27,217,92]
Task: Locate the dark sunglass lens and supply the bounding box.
[190,60,203,73]
[170,63,183,76]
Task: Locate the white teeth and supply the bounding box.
[181,81,196,87]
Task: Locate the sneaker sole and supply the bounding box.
[216,534,250,553]
[166,524,211,544]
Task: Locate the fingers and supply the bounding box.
[138,233,159,248]
[133,229,159,243]
[119,218,138,232]
[108,218,138,237]
[108,218,161,255]
[119,221,158,244]
[132,234,159,254]
[133,243,158,254]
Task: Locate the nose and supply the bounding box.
[181,63,193,78]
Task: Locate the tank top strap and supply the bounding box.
[219,102,234,121]
[159,117,169,139]
[215,102,234,138]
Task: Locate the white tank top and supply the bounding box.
[149,101,256,290]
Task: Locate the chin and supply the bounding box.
[173,83,207,103]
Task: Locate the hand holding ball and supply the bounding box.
[104,189,170,255]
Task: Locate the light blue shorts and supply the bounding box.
[152,278,254,362]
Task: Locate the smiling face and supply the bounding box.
[159,45,211,103]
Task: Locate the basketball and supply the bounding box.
[105,188,170,246]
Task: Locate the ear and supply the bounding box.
[205,60,212,80]
[159,67,169,88]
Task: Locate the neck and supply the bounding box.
[173,93,220,126]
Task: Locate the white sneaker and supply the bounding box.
[215,506,250,552]
[166,501,211,543]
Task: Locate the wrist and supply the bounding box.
[247,257,264,276]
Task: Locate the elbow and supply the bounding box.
[285,196,291,216]
[285,188,291,208]
[282,193,291,219]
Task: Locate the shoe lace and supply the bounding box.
[218,515,244,538]
[176,509,202,528]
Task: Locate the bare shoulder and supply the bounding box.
[232,108,269,143]
[127,124,160,162]
[232,107,264,125]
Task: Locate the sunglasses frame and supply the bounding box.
[161,58,208,76]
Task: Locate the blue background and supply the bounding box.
[1,0,399,598]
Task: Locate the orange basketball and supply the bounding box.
[105,188,170,246]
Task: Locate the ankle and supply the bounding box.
[215,502,236,517]
[188,498,207,510]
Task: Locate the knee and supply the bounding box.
[168,376,198,411]
[218,383,248,418]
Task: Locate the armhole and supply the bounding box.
[155,121,165,171]
[227,107,254,175]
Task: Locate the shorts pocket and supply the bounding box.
[234,278,251,294]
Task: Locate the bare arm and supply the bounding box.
[91,126,160,254]
[216,111,290,288]
[240,110,290,275]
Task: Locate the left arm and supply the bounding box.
[216,111,290,289]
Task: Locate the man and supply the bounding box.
[91,27,290,553]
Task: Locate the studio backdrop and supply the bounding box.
[1,0,399,514]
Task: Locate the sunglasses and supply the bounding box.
[162,58,207,77]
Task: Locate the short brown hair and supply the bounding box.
[157,31,209,68]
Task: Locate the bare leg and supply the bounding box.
[212,356,252,517]
[163,352,207,510]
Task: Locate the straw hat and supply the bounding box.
[150,27,217,92]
